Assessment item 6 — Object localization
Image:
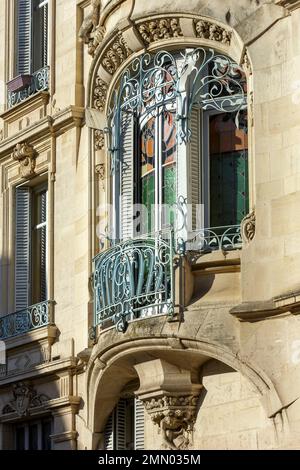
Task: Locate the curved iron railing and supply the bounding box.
[93,232,174,331]
[0,301,54,340]
[7,66,50,108]
[186,225,242,257]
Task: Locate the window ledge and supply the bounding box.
[190,249,241,274]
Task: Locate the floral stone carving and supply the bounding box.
[101,35,132,75]
[194,19,232,45]
[13,142,37,179]
[138,18,183,44]
[241,209,256,243]
[2,382,49,417]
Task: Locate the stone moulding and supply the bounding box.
[194,19,232,45]
[141,393,200,450]
[101,34,132,75]
[12,142,37,179]
[138,18,183,45]
[2,381,49,417]
[275,0,300,11]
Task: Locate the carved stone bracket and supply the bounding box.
[102,34,132,75]
[94,129,105,150]
[142,393,199,450]
[2,382,50,417]
[79,0,106,57]
[134,359,202,450]
[12,142,37,179]
[194,19,232,45]
[93,77,108,112]
[138,18,183,45]
[241,209,256,244]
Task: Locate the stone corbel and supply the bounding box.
[134,359,202,450]
[12,142,37,179]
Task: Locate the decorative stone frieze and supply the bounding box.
[2,382,49,417]
[94,129,105,150]
[142,393,199,450]
[79,0,106,57]
[138,18,183,45]
[194,19,232,45]
[12,142,37,179]
[241,209,256,244]
[101,35,132,75]
[93,77,108,112]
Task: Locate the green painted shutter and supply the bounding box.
[120,113,134,240]
[134,398,144,450]
[15,187,31,310]
[16,0,32,75]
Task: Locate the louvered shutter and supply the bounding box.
[16,0,32,75]
[120,113,134,240]
[134,398,145,450]
[39,190,47,301]
[189,107,202,231]
[104,413,114,450]
[40,0,48,68]
[15,187,31,310]
[116,398,126,450]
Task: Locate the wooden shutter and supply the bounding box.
[40,0,48,68]
[189,107,202,231]
[15,187,31,310]
[120,113,134,240]
[16,0,32,75]
[39,189,47,301]
[116,398,126,450]
[104,413,114,450]
[134,398,145,450]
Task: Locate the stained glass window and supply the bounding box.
[210,111,249,227]
[141,116,156,232]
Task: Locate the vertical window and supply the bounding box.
[104,397,145,450]
[15,419,52,450]
[15,183,48,310]
[16,0,49,75]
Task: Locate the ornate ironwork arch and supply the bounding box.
[106,47,247,169]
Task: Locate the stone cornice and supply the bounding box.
[0,357,77,386]
[0,106,85,159]
[275,0,300,11]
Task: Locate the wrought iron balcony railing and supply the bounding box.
[7,66,50,108]
[186,225,242,257]
[0,301,54,341]
[93,232,175,332]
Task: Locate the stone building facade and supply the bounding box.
[0,0,300,450]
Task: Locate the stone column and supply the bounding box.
[134,359,202,450]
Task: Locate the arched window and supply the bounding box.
[107,47,248,247]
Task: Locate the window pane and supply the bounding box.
[162,111,176,165]
[42,419,52,450]
[209,111,249,227]
[16,426,25,450]
[29,423,38,450]
[162,111,176,227]
[141,117,156,233]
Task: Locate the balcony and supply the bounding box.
[0,301,54,341]
[93,233,175,332]
[7,66,50,109]
[92,225,243,333]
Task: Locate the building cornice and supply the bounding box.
[0,106,85,159]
